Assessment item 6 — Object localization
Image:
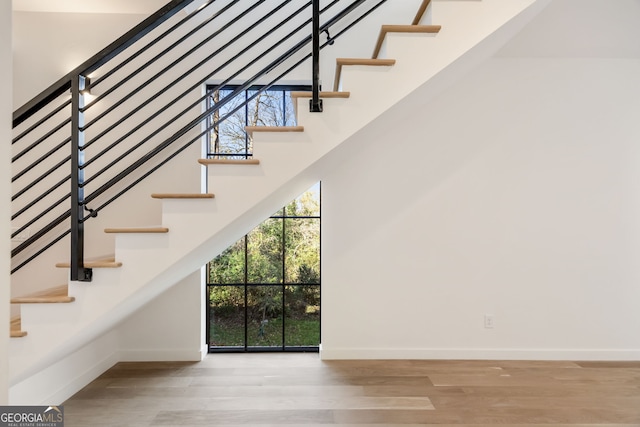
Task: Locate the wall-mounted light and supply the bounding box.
[80,76,91,95]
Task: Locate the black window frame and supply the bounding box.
[204,83,320,353]
[205,84,311,159]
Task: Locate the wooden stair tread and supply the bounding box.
[56,260,122,268]
[12,285,74,304]
[334,58,396,91]
[10,317,27,338]
[413,0,432,25]
[373,25,442,59]
[198,158,260,165]
[11,296,75,304]
[336,58,397,66]
[104,227,169,234]
[245,125,304,137]
[290,91,351,99]
[11,316,21,329]
[151,193,215,199]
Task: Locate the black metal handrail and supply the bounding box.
[11,0,389,278]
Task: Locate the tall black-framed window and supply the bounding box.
[205,83,319,352]
[207,183,321,352]
[205,84,310,159]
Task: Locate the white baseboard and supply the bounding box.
[320,347,640,361]
[45,351,119,405]
[119,348,206,362]
[10,346,207,405]
[10,335,120,405]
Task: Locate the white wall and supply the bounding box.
[13,0,166,15]
[12,11,147,108]
[1,0,13,405]
[118,270,206,362]
[321,0,640,360]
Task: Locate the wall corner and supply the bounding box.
[1,0,13,406]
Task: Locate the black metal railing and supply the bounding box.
[11,0,389,280]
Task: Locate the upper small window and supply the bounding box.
[206,84,310,159]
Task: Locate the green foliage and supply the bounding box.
[210,315,320,347]
[209,238,245,284]
[208,186,320,290]
[248,218,283,283]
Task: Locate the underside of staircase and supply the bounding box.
[9,0,550,404]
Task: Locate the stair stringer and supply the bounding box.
[9,0,551,396]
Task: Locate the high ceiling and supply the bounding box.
[13,0,168,14]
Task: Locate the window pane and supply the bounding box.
[286,183,320,217]
[283,91,296,126]
[209,285,245,347]
[247,218,283,284]
[212,88,249,156]
[247,286,283,347]
[208,86,306,158]
[285,285,320,347]
[248,89,286,127]
[285,218,320,284]
[209,237,245,284]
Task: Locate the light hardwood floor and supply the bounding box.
[63,354,640,426]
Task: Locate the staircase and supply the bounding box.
[9,0,549,404]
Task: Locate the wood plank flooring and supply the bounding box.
[63,354,640,426]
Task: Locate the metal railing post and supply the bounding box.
[310,0,323,112]
[70,75,92,282]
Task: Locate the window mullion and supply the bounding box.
[282,214,286,350]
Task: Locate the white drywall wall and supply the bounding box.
[13,0,167,15]
[12,11,147,108]
[1,0,12,405]
[321,0,640,359]
[118,270,206,362]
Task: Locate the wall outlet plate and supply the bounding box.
[484,314,495,329]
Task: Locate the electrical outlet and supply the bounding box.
[484,314,495,329]
[11,227,31,242]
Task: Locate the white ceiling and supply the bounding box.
[13,0,168,14]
